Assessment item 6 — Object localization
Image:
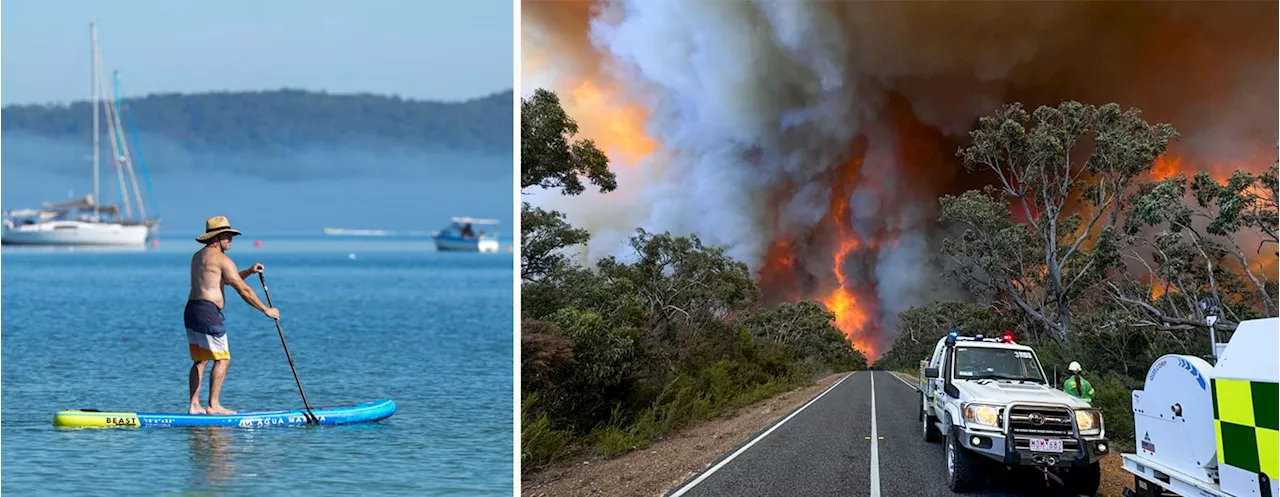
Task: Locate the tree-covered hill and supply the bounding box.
[1,89,513,154]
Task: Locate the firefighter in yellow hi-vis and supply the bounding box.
[1063,361,1094,405]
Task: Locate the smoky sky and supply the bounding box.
[523,0,1278,355]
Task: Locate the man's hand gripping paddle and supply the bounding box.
[258,271,319,425]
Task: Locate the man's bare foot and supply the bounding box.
[189,404,208,415]
[207,405,236,415]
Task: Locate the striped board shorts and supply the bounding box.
[184,300,230,361]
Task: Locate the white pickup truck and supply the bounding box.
[919,331,1109,494]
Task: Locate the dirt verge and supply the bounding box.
[521,373,846,497]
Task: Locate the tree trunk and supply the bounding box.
[1044,201,1070,343]
[1057,299,1071,343]
[1229,241,1279,317]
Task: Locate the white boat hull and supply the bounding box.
[2,220,150,246]
[434,236,500,253]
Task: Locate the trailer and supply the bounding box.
[1122,317,1278,497]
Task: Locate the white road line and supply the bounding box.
[668,372,855,497]
[889,371,918,391]
[870,372,881,497]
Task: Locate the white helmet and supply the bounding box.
[1068,361,1082,373]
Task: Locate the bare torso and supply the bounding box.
[189,246,230,307]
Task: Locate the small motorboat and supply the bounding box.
[433,217,500,253]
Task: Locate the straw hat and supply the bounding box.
[195,216,242,243]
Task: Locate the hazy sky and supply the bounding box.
[1,0,515,105]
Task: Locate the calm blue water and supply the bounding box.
[1,236,514,495]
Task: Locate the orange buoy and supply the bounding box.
[254,240,263,248]
[150,240,160,248]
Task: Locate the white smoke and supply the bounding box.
[543,1,1032,344]
[523,0,1278,352]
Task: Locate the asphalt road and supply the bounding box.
[669,371,1089,497]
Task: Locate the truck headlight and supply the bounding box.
[1075,409,1102,435]
[963,403,1002,429]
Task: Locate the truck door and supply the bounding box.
[933,345,949,407]
[927,344,945,408]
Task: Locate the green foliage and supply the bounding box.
[875,301,1011,372]
[1129,177,1195,233]
[1119,161,1279,327]
[548,307,638,393]
[521,394,574,472]
[515,88,870,473]
[520,88,616,195]
[891,101,1273,455]
[522,265,648,326]
[521,203,590,282]
[588,360,801,458]
[855,100,1279,464]
[939,188,1041,302]
[520,225,867,470]
[518,88,617,285]
[1089,373,1142,451]
[1,89,512,154]
[735,301,867,372]
[946,101,1177,340]
[598,229,760,340]
[1245,164,1278,244]
[520,319,574,397]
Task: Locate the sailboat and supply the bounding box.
[2,23,160,246]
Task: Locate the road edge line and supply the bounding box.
[870,372,881,497]
[888,371,918,392]
[667,371,856,497]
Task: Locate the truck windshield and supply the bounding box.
[952,346,1045,383]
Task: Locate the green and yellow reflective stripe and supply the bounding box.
[1212,378,1279,481]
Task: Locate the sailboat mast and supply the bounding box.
[91,22,100,219]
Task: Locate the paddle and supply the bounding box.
[258,271,319,425]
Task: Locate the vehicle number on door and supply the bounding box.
[1030,438,1063,453]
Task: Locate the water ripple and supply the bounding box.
[2,245,514,495]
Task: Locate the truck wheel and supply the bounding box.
[921,395,941,443]
[1062,462,1101,496]
[946,429,982,493]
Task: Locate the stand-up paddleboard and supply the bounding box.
[53,399,395,428]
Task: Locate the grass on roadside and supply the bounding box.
[521,362,816,474]
[591,374,798,458]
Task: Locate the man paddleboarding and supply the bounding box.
[186,216,280,415]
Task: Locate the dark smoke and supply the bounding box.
[523,0,1278,354]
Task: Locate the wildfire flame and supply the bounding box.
[1150,283,1168,300]
[1151,153,1242,183]
[817,156,878,359]
[566,80,657,164]
[820,240,874,356]
[1151,155,1183,181]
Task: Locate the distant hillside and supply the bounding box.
[1,89,513,154]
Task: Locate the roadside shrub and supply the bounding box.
[521,394,574,473]
[1093,373,1142,452]
[521,230,873,468]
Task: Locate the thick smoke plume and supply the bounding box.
[523,0,1278,358]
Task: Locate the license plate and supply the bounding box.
[1030,438,1064,453]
